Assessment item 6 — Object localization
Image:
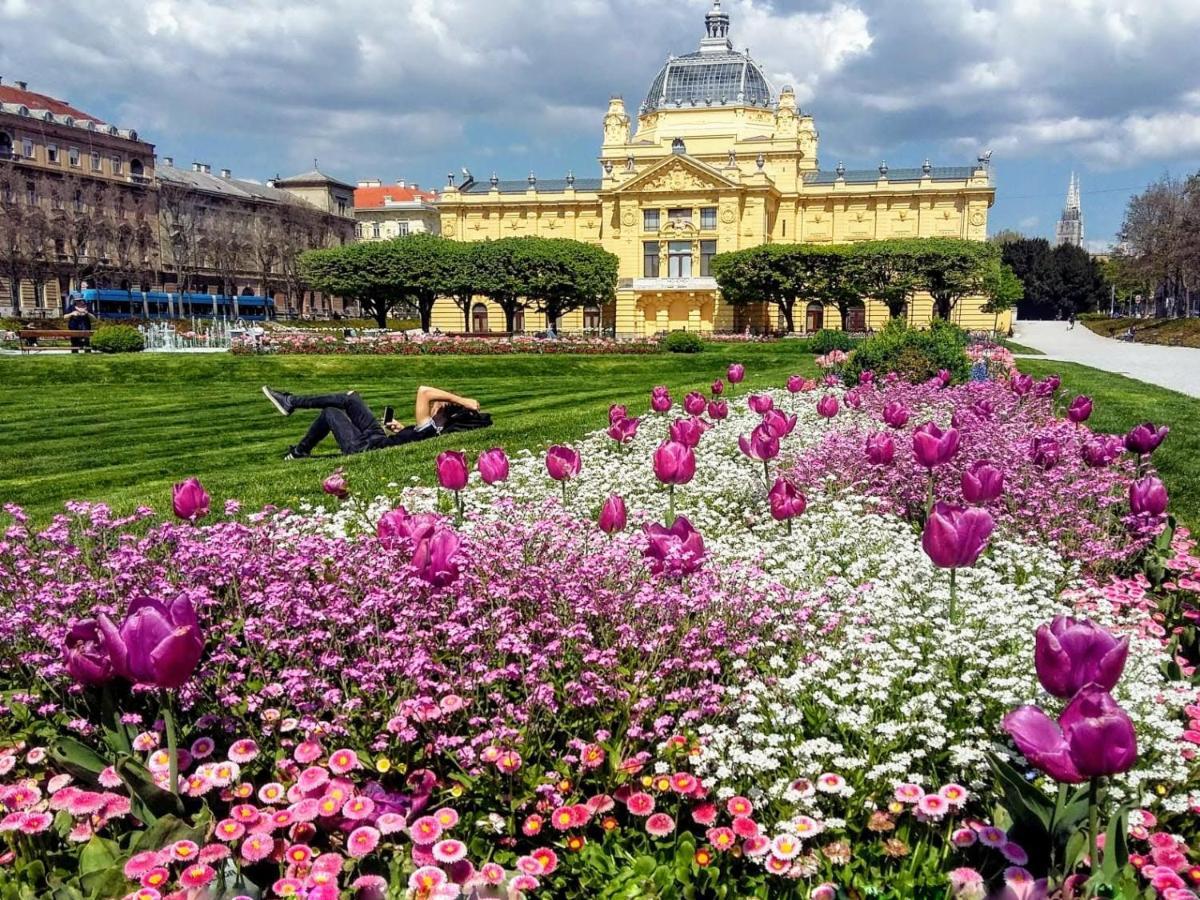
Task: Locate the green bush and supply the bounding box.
[90,325,145,354]
[662,330,703,353]
[809,329,856,354]
[844,319,970,384]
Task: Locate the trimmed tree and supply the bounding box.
[521,238,619,328]
[907,238,997,320]
[981,260,1024,335]
[850,240,922,320]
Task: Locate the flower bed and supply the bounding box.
[233,332,662,356]
[1,364,1197,899]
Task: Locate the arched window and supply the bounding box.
[471,302,489,333]
[241,286,255,296]
[846,301,866,333]
[130,159,144,177]
[583,304,601,332]
[805,302,824,333]
[0,132,11,158]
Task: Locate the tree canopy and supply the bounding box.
[998,238,1107,319]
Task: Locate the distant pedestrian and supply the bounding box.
[65,296,95,352]
[1067,311,1076,331]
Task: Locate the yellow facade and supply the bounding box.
[435,2,1007,337]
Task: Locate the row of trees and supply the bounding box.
[1109,172,1200,316]
[989,234,1108,320]
[709,238,1021,333]
[301,235,620,331]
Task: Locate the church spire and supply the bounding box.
[1056,172,1084,248]
[700,0,733,53]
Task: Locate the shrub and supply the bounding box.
[808,328,856,354]
[843,319,969,383]
[662,330,703,353]
[90,324,145,354]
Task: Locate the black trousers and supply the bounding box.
[293,393,384,455]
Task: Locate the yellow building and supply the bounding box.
[435,1,1003,336]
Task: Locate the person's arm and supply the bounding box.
[414,385,478,422]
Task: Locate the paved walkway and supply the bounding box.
[1012,321,1200,399]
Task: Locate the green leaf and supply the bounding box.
[632,856,656,878]
[131,814,203,853]
[1100,805,1130,881]
[116,757,184,824]
[1064,828,1087,872]
[78,836,119,875]
[48,738,109,782]
[987,752,1054,831]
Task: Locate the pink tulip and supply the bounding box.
[653,440,696,486]
[1003,687,1137,783]
[377,507,440,550]
[748,394,774,415]
[760,409,797,439]
[1031,436,1060,470]
[865,432,895,466]
[859,370,875,386]
[882,402,910,429]
[816,395,839,419]
[643,516,705,577]
[684,392,707,417]
[1010,374,1034,396]
[961,461,1004,504]
[1125,423,1169,456]
[545,446,581,481]
[97,597,204,690]
[63,620,114,686]
[843,388,863,410]
[607,417,640,445]
[1034,616,1128,700]
[711,379,725,396]
[1033,375,1061,398]
[936,369,952,387]
[436,451,469,492]
[921,502,994,569]
[822,374,839,388]
[322,469,350,499]
[598,495,627,534]
[411,528,461,587]
[476,448,509,485]
[727,364,745,384]
[768,478,807,522]
[707,400,728,421]
[669,417,706,449]
[738,425,780,462]
[912,423,960,469]
[1067,396,1092,424]
[608,404,628,425]
[786,375,804,394]
[1082,437,1121,468]
[650,387,673,414]
[172,477,210,521]
[1129,476,1168,517]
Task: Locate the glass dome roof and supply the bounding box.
[640,2,774,114]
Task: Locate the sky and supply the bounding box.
[2,0,1198,250]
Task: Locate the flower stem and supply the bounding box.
[561,479,568,509]
[949,568,957,623]
[162,692,178,796]
[668,484,675,526]
[1088,776,1100,878]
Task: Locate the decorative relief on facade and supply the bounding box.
[621,209,636,228]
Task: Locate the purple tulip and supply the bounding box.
[608,404,628,425]
[962,461,1005,504]
[172,477,210,522]
[865,432,895,466]
[607,416,640,445]
[822,374,840,388]
[882,402,910,430]
[1067,395,1093,424]
[436,451,469,492]
[650,386,672,414]
[669,417,706,449]
[711,379,725,396]
[643,516,705,577]
[1082,437,1121,468]
[684,391,708,417]
[1003,705,1086,784]
[1034,616,1129,699]
[1033,376,1061,398]
[1010,374,1034,396]
[970,400,995,421]
[653,440,696,486]
[476,448,509,486]
[786,375,804,394]
[411,528,461,587]
[378,507,440,550]
[1031,436,1061,470]
[727,363,745,385]
[859,370,875,386]
[768,478,807,522]
[598,495,627,534]
[816,395,839,419]
[1003,687,1138,783]
[707,400,729,421]
[322,469,349,499]
[761,409,797,439]
[738,424,780,462]
[921,502,994,569]
[936,369,952,387]
[545,445,581,481]
[97,597,204,690]
[1125,423,1170,456]
[63,620,114,686]
[912,423,960,469]
[1129,476,1168,517]
[748,394,774,415]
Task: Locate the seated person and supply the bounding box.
[262,385,480,460]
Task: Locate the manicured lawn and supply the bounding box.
[1081,315,1200,348]
[1000,339,1044,355]
[1018,359,1199,529]
[0,345,817,522]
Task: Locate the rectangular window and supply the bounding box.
[22,139,34,159]
[69,147,81,167]
[643,209,659,231]
[397,222,410,237]
[337,200,347,216]
[700,240,717,277]
[371,222,381,238]
[643,241,660,278]
[668,241,692,278]
[47,143,58,163]
[25,181,35,205]
[700,207,717,229]
[668,208,693,224]
[90,151,101,171]
[112,156,122,174]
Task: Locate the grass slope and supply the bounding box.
[1081,315,1200,348]
[0,346,816,522]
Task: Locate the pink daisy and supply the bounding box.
[123,850,164,879]
[626,792,654,816]
[550,806,575,831]
[19,812,51,834]
[531,847,558,874]
[377,812,406,835]
[132,732,159,752]
[480,862,506,884]
[140,867,170,890]
[743,835,771,857]
[67,822,93,842]
[210,761,239,787]
[938,783,969,807]
[351,874,388,899]
[239,834,273,863]
[293,740,323,764]
[811,885,838,900]
[771,834,801,860]
[521,814,544,836]
[516,855,544,875]
[272,878,304,896]
[587,794,615,815]
[918,794,950,819]
[1004,866,1035,886]
[297,766,329,793]
[47,774,72,793]
[342,795,375,820]
[227,739,259,764]
[793,816,823,838]
[284,843,312,866]
[328,749,358,775]
[409,866,447,892]
[257,783,286,805]
[67,791,106,816]
[198,844,231,864]
[816,773,846,792]
[691,802,718,825]
[215,819,246,842]
[433,839,467,864]
[347,825,380,859]
[978,825,1008,848]
[510,875,540,892]
[98,767,122,789]
[951,828,978,847]
[410,815,443,843]
[496,750,522,774]
[894,783,925,803]
[1002,842,1030,865]
[732,816,759,839]
[433,806,460,829]
[670,772,698,794]
[189,737,215,759]
[480,746,501,764]
[726,796,753,817]
[765,854,791,874]
[706,827,736,851]
[128,890,161,900]
[170,840,199,862]
[646,813,676,838]
[179,864,215,888]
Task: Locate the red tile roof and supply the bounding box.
[354,184,438,208]
[0,84,104,124]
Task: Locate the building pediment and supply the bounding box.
[608,155,738,196]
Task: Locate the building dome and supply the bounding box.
[641,1,775,114]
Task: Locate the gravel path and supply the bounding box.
[1013,321,1200,398]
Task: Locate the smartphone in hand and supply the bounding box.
[383,406,395,425]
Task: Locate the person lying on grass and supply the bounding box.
[262,385,488,460]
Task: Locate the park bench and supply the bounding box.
[18,329,94,352]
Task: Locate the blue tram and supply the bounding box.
[76,289,276,321]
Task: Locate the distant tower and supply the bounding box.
[1055,172,1084,248]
